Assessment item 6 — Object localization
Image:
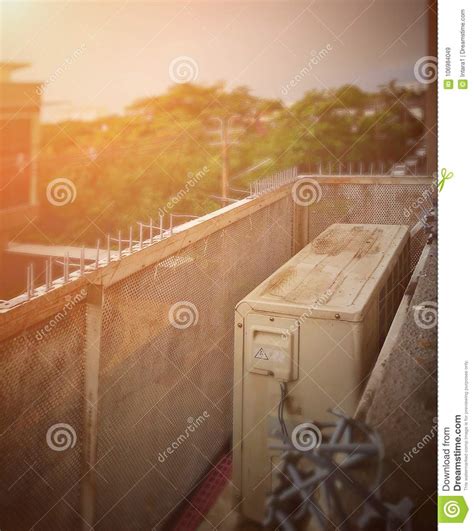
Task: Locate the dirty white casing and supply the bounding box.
[233,223,410,523]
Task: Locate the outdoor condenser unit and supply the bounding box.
[233,223,410,523]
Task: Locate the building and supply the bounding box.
[0,62,42,295]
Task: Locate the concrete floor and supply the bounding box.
[197,483,261,531]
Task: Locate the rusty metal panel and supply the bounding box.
[0,296,87,530]
[308,181,434,270]
[94,196,294,529]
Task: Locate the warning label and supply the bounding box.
[254,348,269,360]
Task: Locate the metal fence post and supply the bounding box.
[292,202,310,255]
[80,283,103,529]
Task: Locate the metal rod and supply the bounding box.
[96,239,100,269]
[171,213,199,219]
[107,234,111,264]
[139,224,143,249]
[43,260,48,291]
[65,252,69,283]
[26,264,31,299]
[45,258,51,291]
[28,264,32,299]
[118,231,122,259]
[80,246,85,276]
[129,226,133,253]
[159,214,164,240]
[169,214,173,235]
[149,217,153,242]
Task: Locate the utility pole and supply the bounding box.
[209,115,240,207]
[221,118,230,204]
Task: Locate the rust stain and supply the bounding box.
[312,226,382,257]
[353,228,382,258]
[262,225,388,304]
[264,265,298,295]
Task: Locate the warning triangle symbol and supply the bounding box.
[255,348,269,360]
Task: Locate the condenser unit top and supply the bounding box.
[239,223,409,322]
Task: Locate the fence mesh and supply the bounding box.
[0,295,87,531]
[308,181,434,270]
[94,196,294,529]
[0,181,434,530]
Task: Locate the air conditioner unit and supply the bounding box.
[233,223,410,523]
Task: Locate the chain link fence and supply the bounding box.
[0,293,87,530]
[92,195,294,529]
[308,180,434,271]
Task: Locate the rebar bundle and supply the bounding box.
[265,411,413,531]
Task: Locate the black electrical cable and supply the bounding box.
[278,382,290,442]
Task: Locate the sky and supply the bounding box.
[0,0,430,122]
